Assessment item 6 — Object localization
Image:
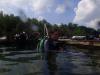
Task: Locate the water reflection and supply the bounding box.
[0,46,100,75]
[45,51,58,75]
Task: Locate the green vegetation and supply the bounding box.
[0,11,99,40]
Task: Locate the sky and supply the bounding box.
[0,0,100,29]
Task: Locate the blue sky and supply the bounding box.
[0,0,80,24]
[0,0,99,29]
[33,0,80,24]
[45,0,80,24]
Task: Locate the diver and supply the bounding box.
[43,30,63,75]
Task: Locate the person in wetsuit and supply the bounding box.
[44,30,62,75]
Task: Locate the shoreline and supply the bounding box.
[59,39,100,50]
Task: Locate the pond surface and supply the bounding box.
[0,46,100,75]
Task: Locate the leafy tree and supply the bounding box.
[0,11,99,40]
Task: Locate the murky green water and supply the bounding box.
[0,46,100,75]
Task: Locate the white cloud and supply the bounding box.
[0,0,53,17]
[32,0,53,14]
[87,18,100,30]
[73,0,100,29]
[37,16,44,21]
[55,0,73,14]
[55,5,66,14]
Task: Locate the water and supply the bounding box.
[0,46,100,75]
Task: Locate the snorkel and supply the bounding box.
[37,24,49,53]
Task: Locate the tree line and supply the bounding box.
[0,11,99,40]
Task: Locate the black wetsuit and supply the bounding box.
[45,38,59,51]
[45,38,59,75]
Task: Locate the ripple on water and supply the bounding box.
[0,46,100,75]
